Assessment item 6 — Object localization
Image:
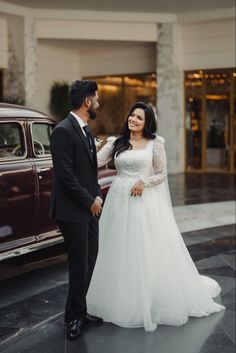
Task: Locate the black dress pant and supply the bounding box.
[58,216,98,323]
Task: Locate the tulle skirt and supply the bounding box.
[87,176,225,332]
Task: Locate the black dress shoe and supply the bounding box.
[84,313,103,326]
[66,319,83,340]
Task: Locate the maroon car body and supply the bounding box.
[0,103,116,260]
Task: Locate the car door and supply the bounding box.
[0,120,37,253]
[30,120,58,242]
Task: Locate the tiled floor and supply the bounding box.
[173,201,234,233]
[168,173,235,206]
[0,225,234,353]
[0,173,235,353]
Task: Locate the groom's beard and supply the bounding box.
[88,109,97,120]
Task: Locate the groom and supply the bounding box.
[50,80,103,340]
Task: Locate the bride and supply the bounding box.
[87,102,225,332]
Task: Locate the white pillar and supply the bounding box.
[24,17,37,108]
[157,23,184,173]
[5,16,25,104]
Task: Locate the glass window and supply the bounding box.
[185,71,203,169]
[0,122,25,159]
[83,73,157,137]
[185,69,235,172]
[31,123,54,157]
[205,71,230,170]
[0,70,3,101]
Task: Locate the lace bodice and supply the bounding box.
[97,135,167,187]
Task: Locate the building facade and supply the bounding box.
[0,2,235,173]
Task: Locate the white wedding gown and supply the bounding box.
[87,135,225,332]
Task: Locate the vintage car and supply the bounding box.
[0,103,116,260]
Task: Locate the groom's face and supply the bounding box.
[86,91,99,120]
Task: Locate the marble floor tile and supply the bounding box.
[205,275,235,297]
[199,266,235,278]
[173,201,235,233]
[222,288,236,311]
[0,227,235,353]
[221,253,236,270]
[187,235,235,262]
[0,258,68,307]
[168,173,235,206]
[0,311,227,353]
[196,254,230,270]
[220,309,236,345]
[0,284,66,334]
[199,329,235,353]
[182,224,235,246]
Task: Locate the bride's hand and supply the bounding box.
[130,180,144,197]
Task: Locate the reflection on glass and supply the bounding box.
[185,69,235,172]
[0,70,3,101]
[0,123,25,158]
[123,74,156,117]
[32,123,54,155]
[83,74,156,137]
[234,73,236,170]
[206,72,230,170]
[185,72,203,169]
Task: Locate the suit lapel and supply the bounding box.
[68,114,95,167]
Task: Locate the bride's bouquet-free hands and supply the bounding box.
[130,180,144,197]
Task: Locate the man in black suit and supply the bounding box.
[50,80,103,340]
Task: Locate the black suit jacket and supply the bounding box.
[49,113,102,223]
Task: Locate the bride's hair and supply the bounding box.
[112,102,157,158]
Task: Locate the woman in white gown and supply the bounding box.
[87,102,225,332]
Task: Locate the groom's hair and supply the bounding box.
[69,80,98,110]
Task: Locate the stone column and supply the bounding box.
[24,17,37,108]
[156,23,185,174]
[5,16,25,104]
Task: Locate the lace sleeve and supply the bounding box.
[141,136,167,187]
[97,136,116,167]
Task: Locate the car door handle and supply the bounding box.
[36,168,51,173]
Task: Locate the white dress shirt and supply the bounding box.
[70,111,87,137]
[70,111,102,204]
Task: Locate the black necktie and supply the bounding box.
[83,125,94,153]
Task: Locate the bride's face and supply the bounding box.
[128,108,145,133]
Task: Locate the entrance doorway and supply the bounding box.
[185,69,236,173]
[0,70,3,101]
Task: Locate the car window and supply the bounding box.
[32,123,54,157]
[0,122,26,159]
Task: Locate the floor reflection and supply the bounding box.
[168,173,235,206]
[0,226,235,353]
[70,310,226,353]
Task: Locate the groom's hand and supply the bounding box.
[90,199,102,216]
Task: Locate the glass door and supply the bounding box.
[185,71,203,170]
[0,70,3,101]
[185,69,236,173]
[232,72,236,171]
[205,71,230,171]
